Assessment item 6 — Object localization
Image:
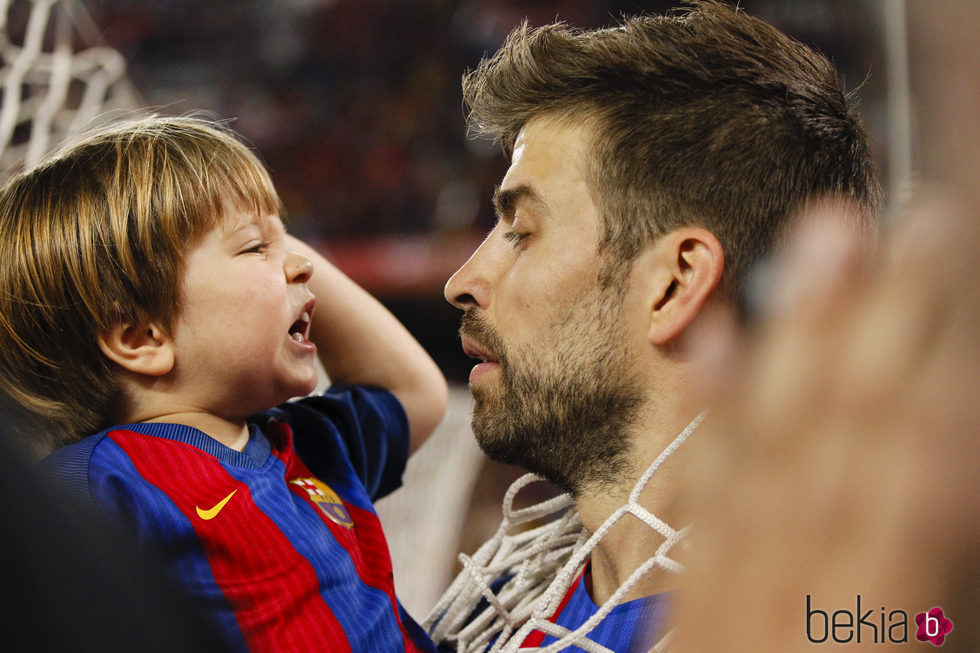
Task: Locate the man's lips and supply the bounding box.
[460,335,500,384]
[461,335,498,363]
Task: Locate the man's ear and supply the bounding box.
[645,227,725,346]
[97,321,175,377]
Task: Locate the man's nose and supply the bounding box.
[444,238,493,310]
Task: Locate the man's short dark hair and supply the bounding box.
[462,0,882,314]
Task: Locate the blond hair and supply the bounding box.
[0,115,280,448]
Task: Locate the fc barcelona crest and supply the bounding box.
[290,478,354,529]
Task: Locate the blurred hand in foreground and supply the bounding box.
[672,3,979,650]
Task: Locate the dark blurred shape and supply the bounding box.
[0,394,231,652]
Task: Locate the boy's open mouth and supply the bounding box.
[289,300,315,343]
[289,315,310,343]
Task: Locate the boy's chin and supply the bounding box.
[291,373,321,399]
[263,376,320,408]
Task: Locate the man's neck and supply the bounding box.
[574,410,701,605]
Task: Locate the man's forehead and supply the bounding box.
[511,128,529,163]
[508,118,590,180]
[516,113,592,147]
[501,117,592,216]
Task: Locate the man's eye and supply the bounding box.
[503,230,530,247]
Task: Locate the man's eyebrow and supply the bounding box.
[491,184,547,220]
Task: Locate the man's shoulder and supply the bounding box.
[549,577,671,652]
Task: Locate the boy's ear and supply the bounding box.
[97,321,175,377]
[643,227,725,346]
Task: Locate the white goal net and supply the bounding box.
[0,0,141,181]
[426,413,703,653]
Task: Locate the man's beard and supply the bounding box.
[460,295,644,497]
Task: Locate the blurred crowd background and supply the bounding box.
[80,0,891,386]
[1,0,899,617]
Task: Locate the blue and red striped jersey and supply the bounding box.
[520,565,670,653]
[41,385,435,653]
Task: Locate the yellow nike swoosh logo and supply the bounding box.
[196,489,237,520]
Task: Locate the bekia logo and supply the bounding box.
[806,595,954,646]
[915,608,954,646]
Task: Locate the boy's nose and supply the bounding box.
[285,250,313,283]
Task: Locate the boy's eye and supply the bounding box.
[242,242,269,255]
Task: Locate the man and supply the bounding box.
[427,2,881,651]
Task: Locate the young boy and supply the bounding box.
[0,116,448,652]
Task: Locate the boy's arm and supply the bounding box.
[285,234,448,455]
